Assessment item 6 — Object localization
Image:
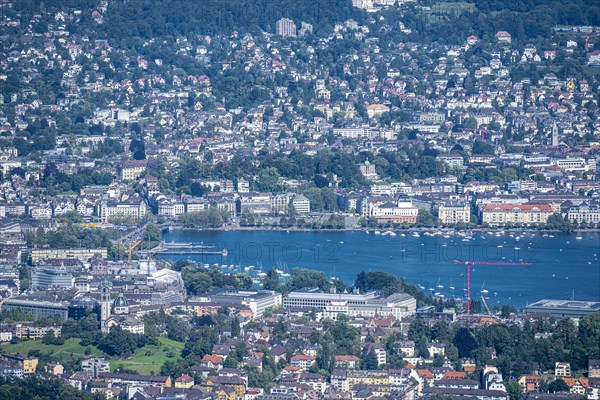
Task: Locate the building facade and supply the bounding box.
[438,202,471,225]
[482,204,553,225]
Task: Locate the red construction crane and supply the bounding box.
[452,259,530,314]
[584,33,600,52]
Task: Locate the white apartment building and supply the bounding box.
[438,202,471,225]
[276,18,297,37]
[98,201,147,222]
[292,194,310,214]
[81,358,110,378]
[566,203,600,224]
[323,293,416,321]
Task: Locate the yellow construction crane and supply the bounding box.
[127,239,142,261]
[481,295,492,315]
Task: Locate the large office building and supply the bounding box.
[285,289,416,320]
[31,267,74,289]
[284,288,379,309]
[525,299,600,319]
[30,247,107,263]
[323,293,417,320]
[1,296,69,320]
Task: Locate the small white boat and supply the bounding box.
[576,236,583,240]
[481,282,489,294]
[375,231,381,235]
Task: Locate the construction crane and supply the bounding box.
[584,33,600,52]
[481,295,492,315]
[127,239,142,261]
[452,259,530,314]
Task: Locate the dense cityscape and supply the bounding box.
[0,0,599,399]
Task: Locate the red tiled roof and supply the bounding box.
[482,204,553,212]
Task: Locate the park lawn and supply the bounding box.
[1,337,184,375]
[110,338,184,375]
[0,338,103,359]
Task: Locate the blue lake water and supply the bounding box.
[158,230,600,308]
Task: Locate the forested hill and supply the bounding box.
[11,0,364,38]
[103,0,363,37]
[9,0,600,43]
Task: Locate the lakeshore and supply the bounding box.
[156,229,600,308]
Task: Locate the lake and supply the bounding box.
[157,229,600,308]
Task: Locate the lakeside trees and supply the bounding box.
[179,208,230,228]
[0,376,103,400]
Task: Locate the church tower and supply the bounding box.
[100,278,111,333]
[551,121,559,146]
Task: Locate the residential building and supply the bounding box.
[334,356,360,369]
[437,154,465,168]
[438,202,471,225]
[276,18,296,37]
[566,203,600,225]
[290,355,316,370]
[1,354,38,374]
[291,194,310,214]
[555,362,572,377]
[239,192,272,215]
[30,248,107,263]
[81,358,110,378]
[15,323,61,340]
[589,360,600,378]
[98,200,147,222]
[482,204,553,226]
[363,343,387,366]
[118,160,148,181]
[208,289,282,319]
[174,374,195,388]
[518,375,540,394]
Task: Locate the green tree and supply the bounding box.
[289,268,328,291]
[263,269,281,291]
[231,316,241,337]
[453,327,478,358]
[364,349,379,370]
[548,379,569,393]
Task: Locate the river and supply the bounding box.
[157,229,600,308]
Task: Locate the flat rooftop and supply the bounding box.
[526,299,600,311]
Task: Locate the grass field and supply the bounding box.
[0,336,184,375]
[0,338,103,359]
[111,337,184,375]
